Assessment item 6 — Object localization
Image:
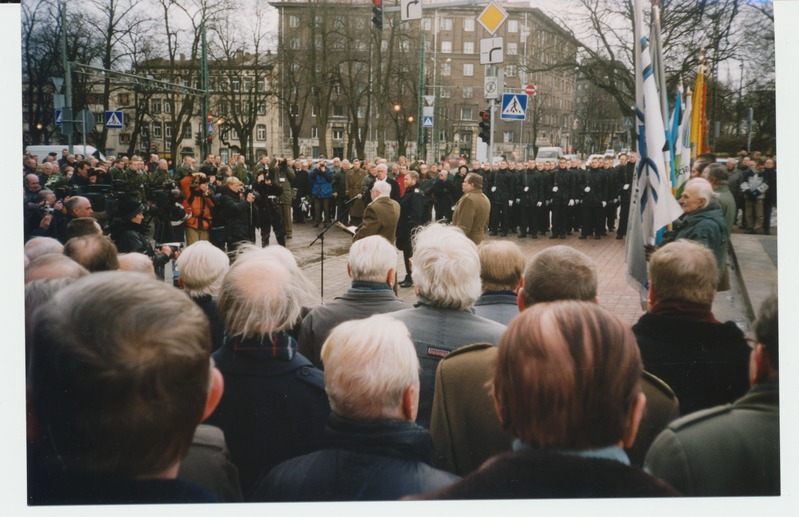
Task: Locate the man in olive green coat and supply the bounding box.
[451,173,491,245]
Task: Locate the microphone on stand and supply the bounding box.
[343,194,363,206]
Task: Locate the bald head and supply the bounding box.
[25,254,89,283]
[218,259,301,337]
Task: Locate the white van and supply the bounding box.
[535,146,564,163]
[26,145,107,163]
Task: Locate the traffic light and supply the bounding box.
[372,0,383,30]
[478,110,491,143]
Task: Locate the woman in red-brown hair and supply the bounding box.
[414,300,679,499]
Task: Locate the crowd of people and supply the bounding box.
[22,147,779,504]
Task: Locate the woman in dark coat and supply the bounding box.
[108,197,171,278]
[396,171,425,288]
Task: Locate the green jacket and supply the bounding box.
[644,381,779,496]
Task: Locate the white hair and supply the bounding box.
[321,314,419,420]
[348,236,397,282]
[686,177,719,207]
[372,180,391,198]
[217,246,315,337]
[176,241,230,297]
[233,244,317,308]
[24,237,64,261]
[411,223,482,310]
[218,259,302,337]
[117,253,156,276]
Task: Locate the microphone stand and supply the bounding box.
[308,196,359,303]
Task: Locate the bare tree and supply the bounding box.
[210,3,274,163]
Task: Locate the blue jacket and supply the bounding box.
[251,414,459,501]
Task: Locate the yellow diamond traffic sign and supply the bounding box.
[477,2,509,35]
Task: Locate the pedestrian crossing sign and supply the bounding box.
[500,93,527,121]
[105,110,124,128]
[423,116,434,127]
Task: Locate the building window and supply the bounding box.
[334,16,345,29]
[311,105,316,117]
[463,86,473,99]
[400,40,410,52]
[463,63,474,76]
[257,79,266,92]
[441,63,451,76]
[439,130,447,141]
[164,141,171,151]
[291,62,300,73]
[506,65,517,77]
[244,78,253,91]
[151,99,161,114]
[231,128,239,140]
[440,18,453,30]
[503,131,514,143]
[164,123,172,138]
[508,20,519,33]
[289,15,300,28]
[333,104,345,117]
[332,127,344,140]
[357,105,366,118]
[311,126,318,139]
[140,123,149,137]
[441,41,452,53]
[257,102,266,115]
[164,100,172,114]
[289,37,300,49]
[464,18,475,31]
[232,79,240,92]
[117,93,129,106]
[183,124,192,139]
[290,104,299,116]
[460,107,474,120]
[507,42,518,55]
[314,16,322,28]
[152,123,162,138]
[422,18,432,31]
[441,88,451,99]
[119,133,130,144]
[463,41,474,54]
[256,124,266,141]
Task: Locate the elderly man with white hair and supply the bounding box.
[252,314,459,502]
[176,241,231,351]
[353,179,400,245]
[655,177,728,287]
[387,223,507,428]
[299,235,410,369]
[204,249,330,497]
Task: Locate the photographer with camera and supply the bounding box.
[108,197,173,279]
[254,169,286,247]
[182,173,215,246]
[218,176,259,257]
[68,161,97,188]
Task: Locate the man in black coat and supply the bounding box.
[397,171,425,287]
[206,254,330,498]
[251,314,459,502]
[633,240,750,416]
[216,176,259,256]
[515,160,543,239]
[487,160,514,236]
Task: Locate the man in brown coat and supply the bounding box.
[429,246,680,476]
[451,173,491,245]
[353,180,400,245]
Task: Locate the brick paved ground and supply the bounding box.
[283,221,648,327]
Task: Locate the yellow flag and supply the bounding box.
[690,62,707,158]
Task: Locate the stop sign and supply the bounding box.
[525,84,536,96]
